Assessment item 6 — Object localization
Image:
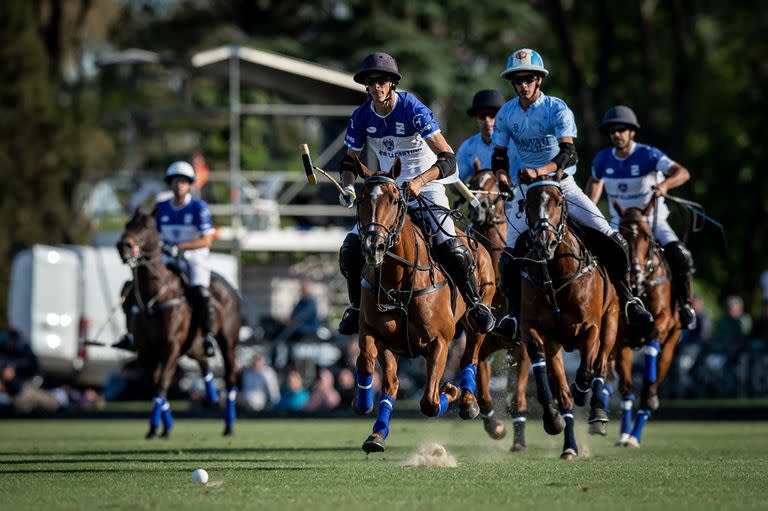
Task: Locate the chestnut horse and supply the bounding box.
[519,172,619,460]
[116,210,241,438]
[613,200,683,448]
[467,166,531,451]
[352,158,495,453]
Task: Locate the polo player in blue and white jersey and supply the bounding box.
[490,49,654,341]
[456,89,520,182]
[336,52,495,337]
[586,106,696,329]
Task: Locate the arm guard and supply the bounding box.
[552,142,578,171]
[491,146,509,174]
[434,151,457,179]
[339,154,357,179]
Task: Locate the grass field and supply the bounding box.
[1,418,767,511]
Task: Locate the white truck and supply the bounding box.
[7,244,239,387]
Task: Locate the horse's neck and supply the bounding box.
[547,228,582,276]
[377,217,424,289]
[135,254,172,293]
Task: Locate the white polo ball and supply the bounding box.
[191,468,209,485]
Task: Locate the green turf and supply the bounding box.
[1,418,766,511]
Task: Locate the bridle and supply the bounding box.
[525,180,567,251]
[357,175,408,253]
[621,214,667,297]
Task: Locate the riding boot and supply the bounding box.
[663,241,697,330]
[338,233,363,335]
[113,280,137,351]
[435,237,495,334]
[194,286,216,357]
[586,229,655,335]
[494,246,522,341]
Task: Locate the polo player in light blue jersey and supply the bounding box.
[456,89,520,182]
[490,49,654,341]
[586,105,696,330]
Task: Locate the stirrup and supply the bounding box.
[493,314,518,339]
[467,302,495,334]
[679,303,697,330]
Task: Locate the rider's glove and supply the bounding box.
[162,243,180,257]
[498,180,514,198]
[338,185,356,209]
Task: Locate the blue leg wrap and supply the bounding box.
[150,396,165,429]
[459,364,477,395]
[599,383,614,411]
[226,387,237,428]
[562,410,577,454]
[631,409,650,443]
[620,395,635,436]
[203,370,219,406]
[437,394,449,416]
[372,394,395,438]
[161,400,174,431]
[531,357,553,406]
[356,372,374,413]
[643,341,661,384]
[588,377,605,409]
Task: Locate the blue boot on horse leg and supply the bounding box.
[362,394,395,453]
[642,341,661,410]
[616,394,635,446]
[627,409,651,448]
[147,396,173,439]
[353,371,374,416]
[223,386,237,436]
[560,409,578,460]
[203,369,219,407]
[588,377,611,436]
[526,338,564,435]
[457,363,480,419]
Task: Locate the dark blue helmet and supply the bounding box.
[353,52,401,84]
[467,89,505,116]
[600,105,640,131]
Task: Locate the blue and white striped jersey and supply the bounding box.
[155,195,215,244]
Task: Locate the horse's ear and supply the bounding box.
[354,156,373,178]
[389,156,402,180]
[472,157,482,174]
[612,198,626,218]
[642,198,656,217]
[555,168,565,182]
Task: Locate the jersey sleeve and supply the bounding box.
[649,147,676,175]
[410,98,441,140]
[491,105,511,148]
[196,201,215,235]
[552,100,578,139]
[456,139,474,182]
[591,152,604,179]
[344,109,366,151]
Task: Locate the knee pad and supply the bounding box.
[339,234,362,278]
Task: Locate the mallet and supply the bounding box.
[300,144,348,197]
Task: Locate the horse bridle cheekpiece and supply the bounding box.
[525,180,567,245]
[358,175,407,252]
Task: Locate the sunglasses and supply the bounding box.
[476,112,497,120]
[607,125,631,134]
[364,75,392,86]
[511,74,539,86]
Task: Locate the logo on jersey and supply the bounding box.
[367,126,377,133]
[630,165,640,176]
[413,114,426,131]
[618,183,628,193]
[161,215,169,222]
[512,123,520,133]
[184,214,192,224]
[605,168,614,175]
[395,122,405,135]
[172,228,181,240]
[383,138,395,152]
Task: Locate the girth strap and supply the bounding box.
[361,277,448,300]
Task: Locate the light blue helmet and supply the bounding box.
[165,161,195,184]
[500,48,549,79]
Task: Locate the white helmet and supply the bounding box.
[165,161,195,184]
[500,48,549,79]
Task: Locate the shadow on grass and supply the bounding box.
[0,446,354,457]
[1,466,313,475]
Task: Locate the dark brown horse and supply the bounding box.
[519,172,619,460]
[612,200,683,448]
[352,158,496,453]
[116,210,241,438]
[467,165,531,451]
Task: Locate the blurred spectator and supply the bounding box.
[714,295,752,358]
[282,281,320,342]
[273,369,309,412]
[750,300,768,343]
[335,367,356,410]
[0,329,38,379]
[683,294,713,345]
[304,368,341,411]
[240,354,280,411]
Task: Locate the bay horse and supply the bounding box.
[116,210,241,438]
[612,199,683,447]
[519,171,619,460]
[352,157,496,453]
[467,164,531,451]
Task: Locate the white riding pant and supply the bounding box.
[350,184,456,245]
[609,214,679,246]
[163,247,211,287]
[505,175,614,249]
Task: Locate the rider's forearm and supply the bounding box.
[340,170,357,188]
[662,164,690,191]
[534,161,558,176]
[585,177,603,204]
[178,234,214,251]
[416,166,441,185]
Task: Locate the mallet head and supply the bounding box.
[300,144,318,185]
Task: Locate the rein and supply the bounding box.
[123,240,185,313]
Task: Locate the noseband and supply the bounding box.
[525,180,567,246]
[357,175,407,252]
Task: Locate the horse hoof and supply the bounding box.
[459,398,480,420]
[626,436,640,448]
[362,433,386,454]
[145,429,157,440]
[615,433,630,447]
[588,421,607,436]
[646,394,660,411]
[543,410,565,435]
[560,448,578,460]
[510,442,527,452]
[160,429,171,439]
[223,426,233,436]
[588,408,609,424]
[439,383,460,403]
[484,418,507,440]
